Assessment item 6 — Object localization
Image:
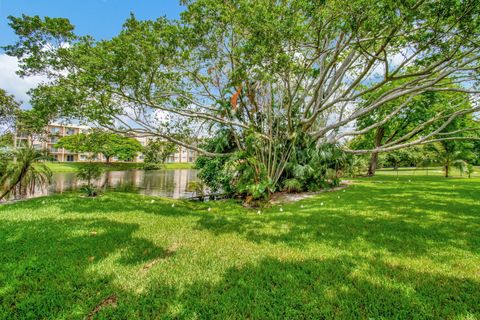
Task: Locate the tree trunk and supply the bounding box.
[105,155,110,164]
[367,152,379,176]
[445,165,449,178]
[367,127,385,176]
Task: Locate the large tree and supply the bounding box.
[5,0,480,196]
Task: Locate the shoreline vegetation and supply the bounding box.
[38,161,194,173]
[0,173,479,318]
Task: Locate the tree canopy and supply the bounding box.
[0,89,20,128]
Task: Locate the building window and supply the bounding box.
[66,155,74,162]
[66,128,75,135]
[51,127,60,134]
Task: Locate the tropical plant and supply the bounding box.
[186,180,205,198]
[426,142,474,178]
[282,178,303,193]
[0,147,52,200]
[343,155,369,178]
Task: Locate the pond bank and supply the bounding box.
[39,162,194,173]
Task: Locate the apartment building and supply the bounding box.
[14,123,91,162]
[14,123,198,163]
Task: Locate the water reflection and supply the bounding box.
[25,169,198,199]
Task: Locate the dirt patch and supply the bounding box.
[140,243,181,273]
[269,181,352,205]
[86,294,117,320]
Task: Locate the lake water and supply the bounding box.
[23,169,199,199]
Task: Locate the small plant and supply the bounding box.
[76,162,103,197]
[186,180,205,198]
[282,178,303,193]
[80,185,98,197]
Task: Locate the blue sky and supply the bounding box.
[0,0,184,46]
[0,0,184,105]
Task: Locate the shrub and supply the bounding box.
[143,162,164,170]
[282,178,303,193]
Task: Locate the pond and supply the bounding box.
[19,169,199,200]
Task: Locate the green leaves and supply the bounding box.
[0,146,52,200]
[56,130,143,162]
[0,89,20,126]
[4,15,76,77]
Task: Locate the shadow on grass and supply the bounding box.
[0,217,169,319]
[1,176,479,318]
[193,176,480,257]
[108,256,480,319]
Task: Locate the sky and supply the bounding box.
[0,0,184,106]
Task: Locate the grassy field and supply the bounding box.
[0,173,479,319]
[377,166,480,178]
[42,161,194,173]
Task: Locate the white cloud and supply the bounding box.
[0,54,47,108]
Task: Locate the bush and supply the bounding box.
[186,180,205,197]
[143,162,164,170]
[282,178,303,193]
[194,129,236,195]
[80,185,98,197]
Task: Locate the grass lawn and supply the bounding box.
[0,174,479,319]
[377,166,480,178]
[42,161,193,173]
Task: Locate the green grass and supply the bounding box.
[1,174,479,319]
[377,166,480,178]
[42,161,193,173]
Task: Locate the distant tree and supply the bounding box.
[425,141,475,178]
[56,130,143,163]
[380,146,423,170]
[352,90,476,176]
[143,138,177,167]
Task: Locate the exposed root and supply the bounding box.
[141,243,181,273]
[86,294,117,320]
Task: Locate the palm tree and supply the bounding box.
[428,142,469,178]
[0,147,52,200]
